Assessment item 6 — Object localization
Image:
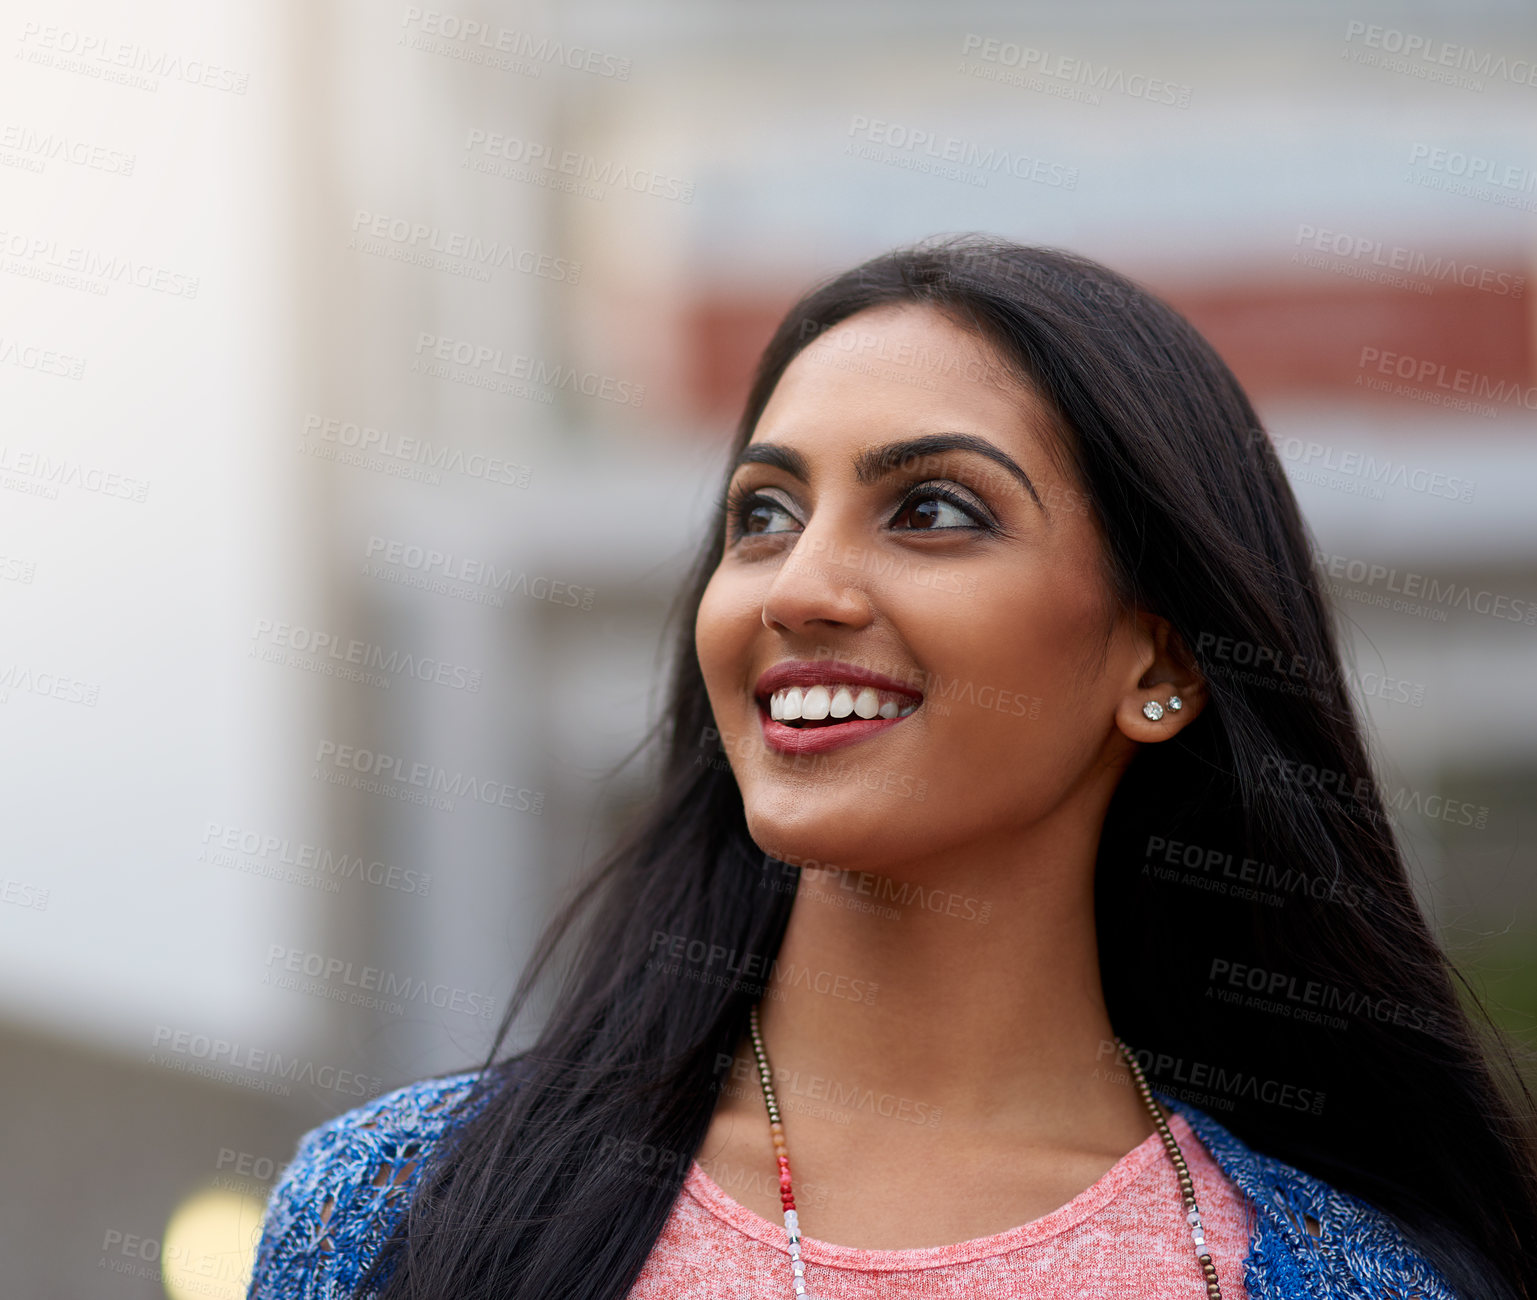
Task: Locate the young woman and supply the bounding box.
[247,238,1537,1300]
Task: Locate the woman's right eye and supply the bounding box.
[725,486,800,540]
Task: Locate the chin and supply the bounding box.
[743,799,884,876]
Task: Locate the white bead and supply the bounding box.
[1192,1228,1205,1244]
[792,1260,805,1275]
[1196,1243,1212,1261]
[784,1210,798,1231]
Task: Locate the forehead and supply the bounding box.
[754,302,1054,461]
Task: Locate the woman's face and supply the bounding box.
[694,302,1155,879]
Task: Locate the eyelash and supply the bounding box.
[723,481,995,543]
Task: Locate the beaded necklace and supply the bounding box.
[746,1003,1222,1299]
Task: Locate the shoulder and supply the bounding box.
[1156,1091,1462,1300]
[246,1069,489,1300]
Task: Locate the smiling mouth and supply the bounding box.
[760,684,921,727]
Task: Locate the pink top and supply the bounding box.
[627,1111,1253,1298]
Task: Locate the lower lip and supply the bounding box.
[757,703,919,755]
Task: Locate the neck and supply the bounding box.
[739,808,1150,1152]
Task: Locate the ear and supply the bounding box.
[1113,612,1207,744]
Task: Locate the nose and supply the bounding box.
[760,522,875,635]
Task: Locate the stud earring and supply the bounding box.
[1142,695,1183,721]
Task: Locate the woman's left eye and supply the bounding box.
[891,487,990,532]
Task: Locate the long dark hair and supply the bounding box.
[363,237,1537,1300]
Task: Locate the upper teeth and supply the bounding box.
[768,684,919,722]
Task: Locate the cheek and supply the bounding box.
[694,574,756,712]
[915,571,1112,767]
[939,558,1105,687]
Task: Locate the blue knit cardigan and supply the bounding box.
[245,1070,1463,1299]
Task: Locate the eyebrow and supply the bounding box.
[730,433,1046,512]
